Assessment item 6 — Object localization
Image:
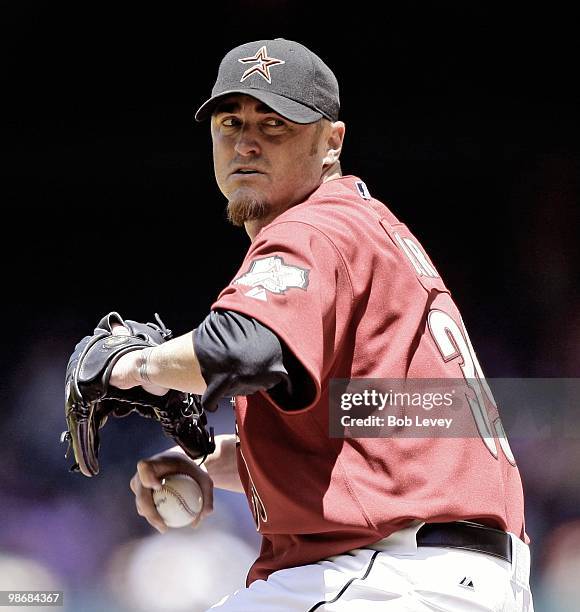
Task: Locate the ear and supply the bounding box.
[322,121,346,167]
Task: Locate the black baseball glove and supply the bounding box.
[62,312,215,477]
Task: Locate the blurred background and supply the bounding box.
[1,1,578,610]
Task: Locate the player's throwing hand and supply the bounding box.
[130,451,214,533]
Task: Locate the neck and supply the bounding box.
[321,160,342,183]
[244,213,281,242]
[245,163,343,242]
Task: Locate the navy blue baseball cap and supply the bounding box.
[195,38,340,124]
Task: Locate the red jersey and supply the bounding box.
[212,175,527,585]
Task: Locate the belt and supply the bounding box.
[416,521,512,563]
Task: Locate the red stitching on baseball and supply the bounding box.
[160,474,201,518]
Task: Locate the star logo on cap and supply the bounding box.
[238,46,285,84]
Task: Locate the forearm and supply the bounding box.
[170,434,244,493]
[139,331,207,394]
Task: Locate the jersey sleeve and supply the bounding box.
[194,310,291,412]
[211,219,353,413]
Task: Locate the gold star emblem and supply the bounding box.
[238,45,285,84]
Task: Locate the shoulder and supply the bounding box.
[260,176,399,254]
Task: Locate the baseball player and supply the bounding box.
[109,39,534,610]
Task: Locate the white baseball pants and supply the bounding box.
[209,524,533,611]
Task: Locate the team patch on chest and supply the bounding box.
[233,256,309,301]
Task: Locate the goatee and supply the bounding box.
[227,197,270,227]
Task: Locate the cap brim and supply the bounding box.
[195,89,324,124]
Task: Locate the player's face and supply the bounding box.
[211,95,331,227]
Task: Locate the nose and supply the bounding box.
[234,127,261,157]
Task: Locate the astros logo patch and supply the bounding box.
[234,256,309,301]
[238,46,285,84]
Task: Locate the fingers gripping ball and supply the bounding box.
[153,474,203,528]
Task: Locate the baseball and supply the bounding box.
[152,473,203,528]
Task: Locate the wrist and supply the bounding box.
[133,347,169,396]
[135,347,156,386]
[137,347,154,385]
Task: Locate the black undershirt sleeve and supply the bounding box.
[194,309,316,412]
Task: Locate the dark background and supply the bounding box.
[1,1,579,610]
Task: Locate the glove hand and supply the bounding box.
[63,312,215,477]
[108,325,169,397]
